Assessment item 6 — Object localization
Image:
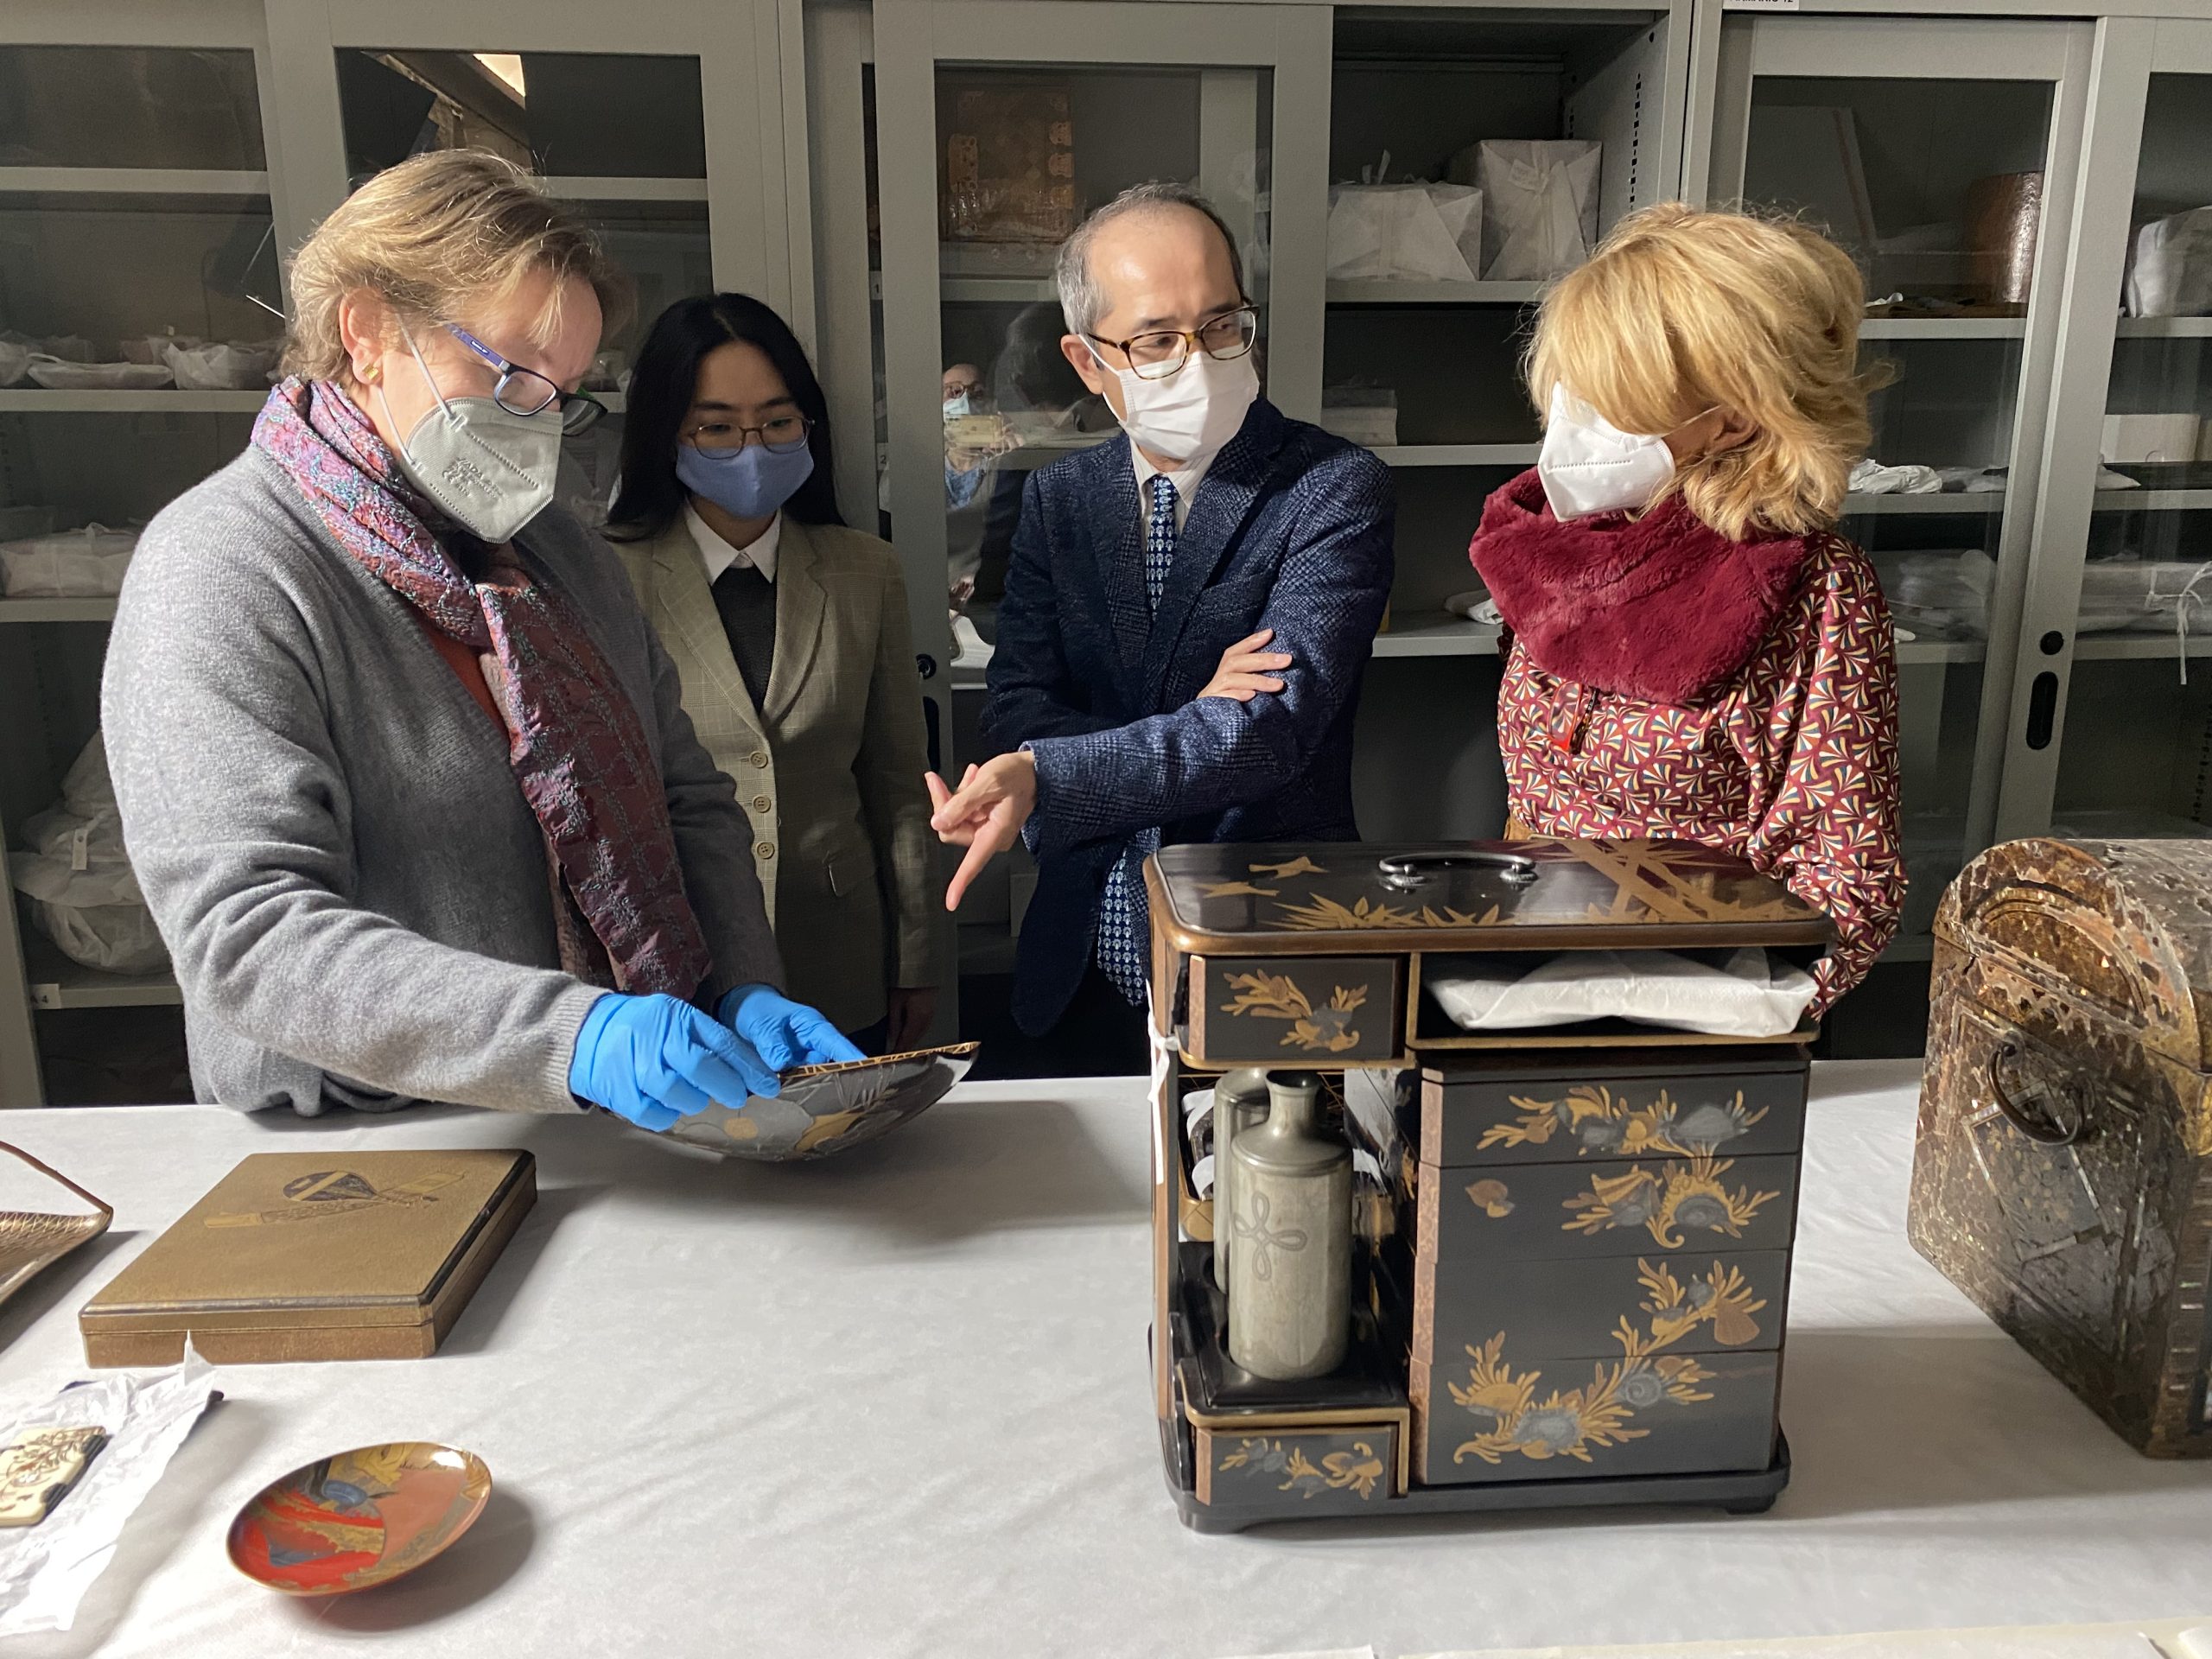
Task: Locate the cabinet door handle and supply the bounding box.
[1988,1039,2082,1146]
[2025,671,2058,752]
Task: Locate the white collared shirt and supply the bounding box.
[1129,446,1215,542]
[685,503,781,585]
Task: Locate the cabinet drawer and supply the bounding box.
[1194,1423,1401,1511]
[1419,1055,1807,1168]
[1408,1347,1778,1487]
[1409,1248,1791,1365]
[1416,1152,1801,1265]
[1186,955,1405,1065]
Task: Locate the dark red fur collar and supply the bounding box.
[1468,469,1812,708]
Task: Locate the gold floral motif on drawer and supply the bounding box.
[1446,1257,1767,1466]
[1561,1157,1781,1249]
[1478,1084,1770,1158]
[1219,971,1369,1054]
[1217,1435,1387,1501]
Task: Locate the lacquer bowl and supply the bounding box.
[660,1041,980,1162]
[226,1442,492,1595]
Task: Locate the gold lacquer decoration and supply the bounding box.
[1478,1085,1769,1158]
[1447,1257,1762,1466]
[1561,1156,1778,1248]
[1565,841,1815,926]
[1217,1437,1385,1501]
[1249,856,1326,880]
[1271,894,1503,931]
[1199,880,1281,899]
[1220,972,1369,1052]
[1465,1179,1514,1218]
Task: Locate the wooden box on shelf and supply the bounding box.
[1142,837,1832,1531]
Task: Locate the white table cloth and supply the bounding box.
[0,1060,2207,1658]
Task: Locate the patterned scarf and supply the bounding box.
[252,377,713,1000]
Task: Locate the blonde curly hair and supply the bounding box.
[1526,203,1883,540]
[282,149,632,381]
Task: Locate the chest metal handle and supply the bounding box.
[1988,1039,2084,1147]
[1376,851,1540,892]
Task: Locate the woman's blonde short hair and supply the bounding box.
[282,149,632,381]
[1527,203,1878,540]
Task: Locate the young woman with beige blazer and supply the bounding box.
[607,295,940,1051]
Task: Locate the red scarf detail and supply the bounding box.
[1468,469,1813,709]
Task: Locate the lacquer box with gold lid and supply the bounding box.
[1143,837,1833,1531]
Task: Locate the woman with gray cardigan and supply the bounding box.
[100,149,859,1129]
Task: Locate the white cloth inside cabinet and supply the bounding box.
[1427,947,1818,1039]
[1325,184,1484,283]
[0,524,137,597]
[1459,140,1601,282]
[10,732,169,975]
[2126,206,2212,319]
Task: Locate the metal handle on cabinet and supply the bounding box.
[1376,851,1540,891]
[1987,1039,2083,1146]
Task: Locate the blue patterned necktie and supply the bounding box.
[1096,474,1178,1005]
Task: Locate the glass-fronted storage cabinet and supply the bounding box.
[1998,23,2212,855]
[1325,5,1688,840]
[1702,16,2088,966]
[0,39,283,1104]
[863,0,1330,973]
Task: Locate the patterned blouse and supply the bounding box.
[1496,531,1906,1013]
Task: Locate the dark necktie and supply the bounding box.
[1096,474,1177,1004]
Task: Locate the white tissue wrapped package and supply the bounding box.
[0,524,137,598]
[1325,184,1484,283]
[1889,550,1996,639]
[162,339,281,390]
[1456,140,1601,281]
[10,733,168,976]
[2126,207,2212,319]
[1427,947,1819,1039]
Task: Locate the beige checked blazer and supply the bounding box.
[616,515,940,1033]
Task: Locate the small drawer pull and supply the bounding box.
[1377,851,1539,891]
[1988,1039,2083,1147]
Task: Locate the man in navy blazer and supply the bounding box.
[928,182,1395,1065]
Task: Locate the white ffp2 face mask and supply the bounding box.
[1092,346,1259,465]
[1535,385,1681,521]
[376,326,563,544]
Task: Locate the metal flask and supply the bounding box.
[1227,1071,1351,1382]
[1211,1068,1272,1294]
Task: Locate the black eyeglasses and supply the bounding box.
[683,412,814,456]
[445,324,607,435]
[1084,305,1258,382]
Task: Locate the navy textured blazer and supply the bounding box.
[982,397,1395,1034]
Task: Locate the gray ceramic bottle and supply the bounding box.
[1211,1068,1272,1294]
[1227,1071,1350,1381]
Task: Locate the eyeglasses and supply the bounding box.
[684,412,814,455]
[1084,305,1258,383]
[444,324,607,435]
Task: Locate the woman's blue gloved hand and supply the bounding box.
[568,993,782,1133]
[716,982,866,1071]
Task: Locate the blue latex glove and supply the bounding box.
[568,992,782,1134]
[716,982,866,1071]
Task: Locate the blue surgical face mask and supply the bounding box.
[943,392,974,420]
[677,440,815,521]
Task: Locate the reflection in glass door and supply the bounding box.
[1706,18,2088,962]
[2045,56,2212,843]
[870,0,1328,973]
